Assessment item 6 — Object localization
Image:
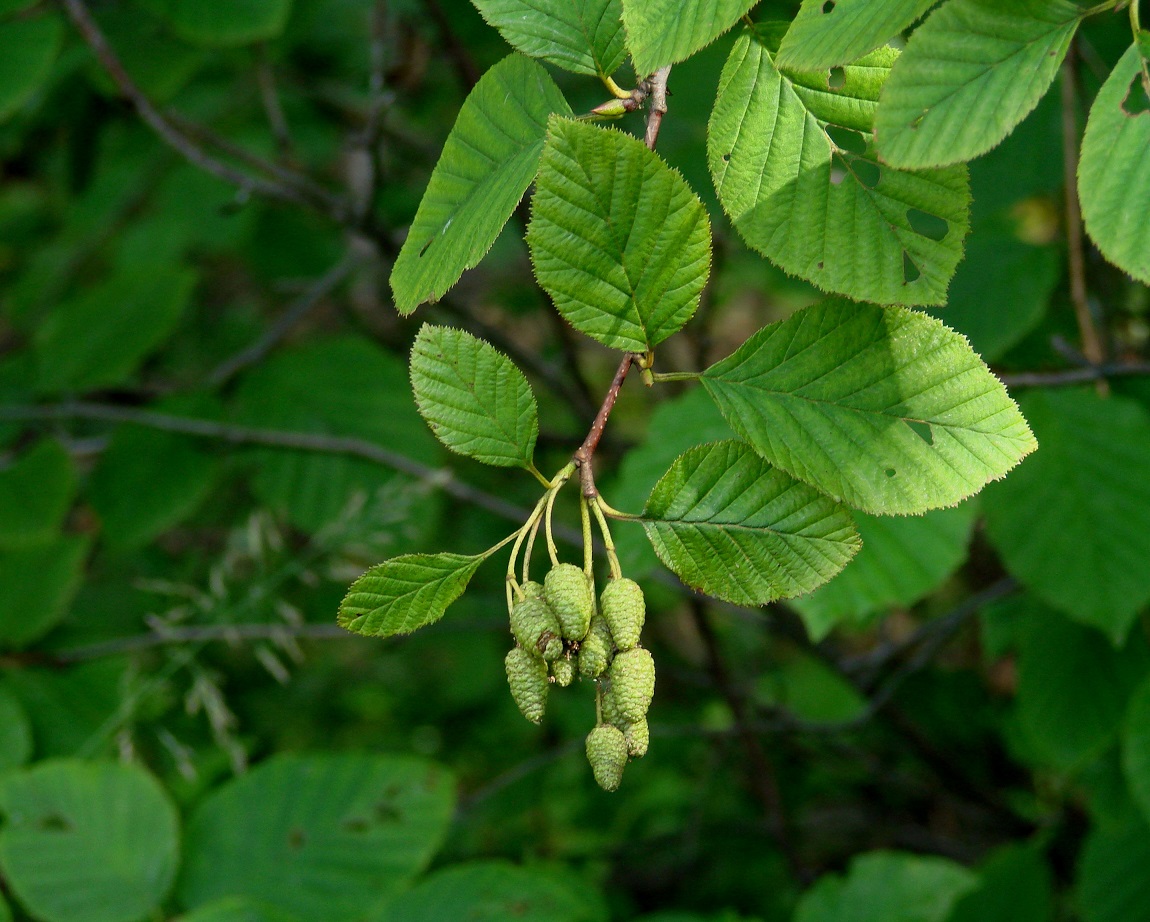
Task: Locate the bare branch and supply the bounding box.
[999,361,1150,388]
[643,65,672,150]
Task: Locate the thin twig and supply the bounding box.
[644,66,672,150]
[205,252,360,387]
[254,43,294,157]
[999,361,1150,388]
[574,354,634,498]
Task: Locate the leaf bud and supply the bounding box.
[544,563,593,641]
[606,647,655,724]
[585,725,628,792]
[510,595,564,661]
[578,616,614,678]
[505,647,548,723]
[600,577,645,651]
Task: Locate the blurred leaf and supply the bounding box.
[0,0,38,16]
[33,266,196,394]
[708,30,970,306]
[0,760,179,922]
[1079,42,1150,284]
[948,844,1053,922]
[983,389,1150,644]
[179,754,454,922]
[410,325,539,469]
[390,55,571,314]
[1121,676,1150,828]
[0,440,76,550]
[0,14,63,121]
[88,397,221,551]
[793,851,977,922]
[470,0,625,76]
[528,118,711,352]
[777,0,935,71]
[176,898,301,922]
[139,0,293,46]
[756,652,867,725]
[0,535,90,649]
[642,441,860,606]
[1076,818,1150,922]
[874,0,1084,169]
[701,299,1036,514]
[0,687,32,773]
[95,7,206,102]
[792,503,977,640]
[338,552,487,637]
[1015,607,1149,772]
[232,336,440,536]
[375,860,601,922]
[623,0,755,75]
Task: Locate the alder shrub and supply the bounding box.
[2,0,1150,920]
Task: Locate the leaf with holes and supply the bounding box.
[777,0,936,72]
[470,0,625,76]
[622,0,757,75]
[338,552,488,637]
[641,441,860,607]
[528,118,711,352]
[390,56,571,314]
[700,298,1036,515]
[410,325,539,469]
[1079,42,1150,284]
[708,25,969,306]
[875,0,1086,169]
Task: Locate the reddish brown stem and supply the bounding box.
[643,66,672,150]
[574,354,634,497]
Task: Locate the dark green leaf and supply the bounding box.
[138,0,292,46]
[1076,818,1150,922]
[0,535,90,649]
[948,845,1053,922]
[0,687,31,773]
[1121,676,1150,828]
[0,440,76,550]
[0,15,62,122]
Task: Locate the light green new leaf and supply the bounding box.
[982,389,1150,644]
[528,119,711,352]
[1079,42,1150,284]
[0,760,179,922]
[777,0,935,72]
[701,298,1036,515]
[1122,676,1150,829]
[339,552,487,637]
[1076,819,1150,922]
[642,441,860,607]
[470,0,625,76]
[794,851,978,922]
[136,0,291,46]
[391,56,571,314]
[709,28,970,306]
[623,0,757,75]
[0,14,62,122]
[410,325,538,469]
[875,0,1085,169]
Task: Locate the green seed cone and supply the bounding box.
[578,616,614,678]
[510,595,563,661]
[544,563,593,641]
[551,655,576,687]
[606,647,655,724]
[505,647,548,723]
[585,725,628,792]
[622,717,649,757]
[600,577,645,651]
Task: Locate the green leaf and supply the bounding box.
[641,441,860,607]
[1122,676,1150,828]
[410,325,539,469]
[0,760,179,922]
[33,265,196,394]
[390,56,571,314]
[0,535,90,649]
[339,552,487,637]
[701,298,1036,515]
[176,899,300,922]
[0,15,62,122]
[470,0,625,76]
[794,851,978,922]
[1079,42,1150,284]
[874,0,1084,169]
[138,0,292,46]
[1,661,126,758]
[791,503,977,641]
[528,118,711,352]
[622,0,756,75]
[1015,606,1149,772]
[0,0,39,16]
[755,652,867,726]
[1076,818,1150,922]
[708,28,970,306]
[179,754,454,922]
[983,389,1150,644]
[376,861,601,922]
[0,687,32,774]
[948,846,1053,922]
[0,440,76,550]
[232,336,440,536]
[777,0,936,72]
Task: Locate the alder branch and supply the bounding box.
[643,65,672,150]
[998,361,1150,388]
[574,353,634,498]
